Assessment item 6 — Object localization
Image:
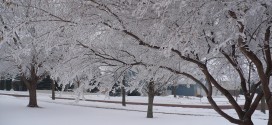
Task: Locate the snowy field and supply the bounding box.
[0,90,250,105]
[0,90,268,125]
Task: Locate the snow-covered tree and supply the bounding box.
[0,0,77,107]
[80,0,272,124]
[132,66,175,118]
[1,0,271,124]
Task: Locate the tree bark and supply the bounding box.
[147,93,154,118]
[239,117,254,125]
[28,82,38,107]
[121,86,126,106]
[20,64,40,108]
[121,76,126,106]
[172,86,177,98]
[51,80,55,100]
[260,96,266,114]
[269,110,272,125]
[147,81,155,118]
[4,79,6,90]
[121,82,126,106]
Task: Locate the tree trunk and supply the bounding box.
[239,117,254,125]
[147,93,154,118]
[121,86,126,106]
[268,110,272,125]
[51,80,55,100]
[4,79,6,90]
[260,96,266,114]
[28,82,38,107]
[172,86,177,98]
[121,77,126,106]
[147,81,155,118]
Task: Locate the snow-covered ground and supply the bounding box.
[0,90,268,125]
[0,90,248,105]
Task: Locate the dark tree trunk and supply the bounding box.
[239,117,254,125]
[28,82,38,107]
[172,86,177,98]
[260,96,266,114]
[268,110,272,125]
[121,86,126,106]
[121,77,126,106]
[4,80,6,90]
[20,64,40,108]
[147,81,155,118]
[147,93,154,118]
[267,106,272,125]
[51,80,55,100]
